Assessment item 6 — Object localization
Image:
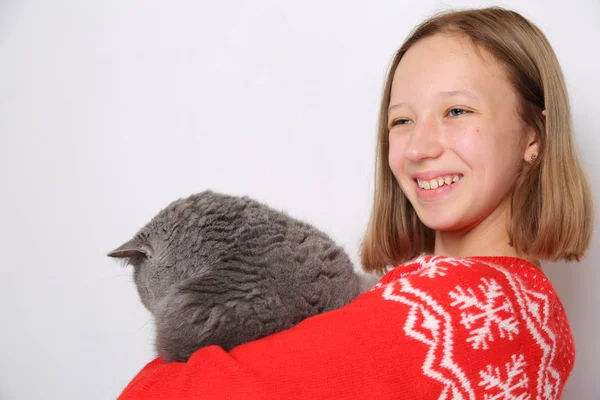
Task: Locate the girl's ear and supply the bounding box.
[523,110,544,163]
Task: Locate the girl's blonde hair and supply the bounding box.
[360,7,594,274]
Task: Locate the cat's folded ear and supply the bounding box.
[107,238,154,259]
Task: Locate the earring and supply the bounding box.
[530,153,538,162]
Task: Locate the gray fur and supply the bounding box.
[108,190,362,362]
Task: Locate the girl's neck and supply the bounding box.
[433,199,540,267]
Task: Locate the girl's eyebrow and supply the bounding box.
[388,101,409,113]
[439,89,479,100]
[388,90,480,113]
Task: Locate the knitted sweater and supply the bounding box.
[118,256,575,399]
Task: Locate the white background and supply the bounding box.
[1,0,598,398]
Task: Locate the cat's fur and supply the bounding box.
[108,191,364,362]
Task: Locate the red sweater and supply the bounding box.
[119,256,575,399]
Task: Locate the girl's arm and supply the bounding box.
[118,258,572,400]
[118,282,433,399]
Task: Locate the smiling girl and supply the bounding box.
[118,7,592,399]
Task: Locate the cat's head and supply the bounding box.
[107,191,224,312]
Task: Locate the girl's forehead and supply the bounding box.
[401,36,500,78]
[391,35,511,104]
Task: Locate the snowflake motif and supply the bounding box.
[419,263,449,278]
[475,260,562,400]
[417,256,478,278]
[449,278,520,349]
[479,354,530,400]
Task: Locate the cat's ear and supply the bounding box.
[107,238,153,259]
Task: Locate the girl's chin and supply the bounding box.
[423,224,462,232]
[415,213,466,232]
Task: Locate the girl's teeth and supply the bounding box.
[417,175,462,190]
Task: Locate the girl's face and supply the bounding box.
[388,33,537,233]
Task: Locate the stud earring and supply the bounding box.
[530,153,538,162]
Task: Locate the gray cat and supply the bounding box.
[108,190,366,362]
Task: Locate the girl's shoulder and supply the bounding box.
[369,254,574,399]
[376,255,554,296]
[374,255,570,342]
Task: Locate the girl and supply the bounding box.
[118,7,592,399]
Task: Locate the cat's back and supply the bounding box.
[181,191,359,308]
[155,190,358,284]
[167,191,330,252]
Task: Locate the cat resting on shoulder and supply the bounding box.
[108,191,371,362]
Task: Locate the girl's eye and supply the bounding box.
[390,118,412,127]
[447,108,469,117]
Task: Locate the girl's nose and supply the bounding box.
[403,118,444,162]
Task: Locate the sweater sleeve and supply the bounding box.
[118,285,438,400]
[118,257,574,400]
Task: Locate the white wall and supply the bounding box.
[1,0,598,398]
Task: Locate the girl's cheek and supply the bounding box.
[450,126,484,154]
[388,139,401,166]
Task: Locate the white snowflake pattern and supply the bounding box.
[476,260,562,399]
[417,256,478,278]
[449,278,519,349]
[479,354,530,400]
[419,262,449,278]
